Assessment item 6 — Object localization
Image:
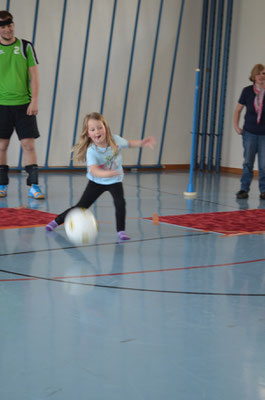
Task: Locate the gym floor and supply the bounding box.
[0,170,265,400]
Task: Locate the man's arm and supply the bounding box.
[27,65,39,116]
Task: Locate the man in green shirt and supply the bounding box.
[0,10,45,199]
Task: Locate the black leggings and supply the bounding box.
[55,181,126,232]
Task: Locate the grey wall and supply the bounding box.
[0,0,202,169]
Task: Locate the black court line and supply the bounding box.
[0,231,211,258]
[125,183,249,212]
[0,227,263,296]
[0,268,264,296]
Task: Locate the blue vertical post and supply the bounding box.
[70,0,94,168]
[120,0,141,138]
[199,0,216,170]
[215,0,234,172]
[157,0,185,166]
[207,0,224,171]
[184,69,200,197]
[194,0,209,170]
[100,0,117,114]
[45,0,67,168]
[137,0,164,166]
[18,0,40,169]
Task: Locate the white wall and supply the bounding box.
[2,0,203,168]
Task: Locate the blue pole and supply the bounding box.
[18,0,40,169]
[215,0,234,172]
[207,0,224,171]
[199,0,216,170]
[70,0,94,168]
[194,0,208,170]
[184,69,200,197]
[157,0,185,166]
[45,0,67,167]
[100,0,117,114]
[138,0,164,167]
[120,0,141,138]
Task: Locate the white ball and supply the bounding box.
[64,208,98,245]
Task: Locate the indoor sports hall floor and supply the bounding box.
[0,170,265,400]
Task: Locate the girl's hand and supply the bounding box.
[142,136,157,149]
[89,165,123,178]
[107,170,123,177]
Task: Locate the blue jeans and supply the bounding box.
[240,130,265,193]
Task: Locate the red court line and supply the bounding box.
[0,224,48,230]
[0,257,264,282]
[0,278,37,282]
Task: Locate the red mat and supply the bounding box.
[0,208,57,230]
[147,209,265,236]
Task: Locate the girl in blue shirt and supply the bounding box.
[46,112,156,240]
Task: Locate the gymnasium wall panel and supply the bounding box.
[3,0,203,169]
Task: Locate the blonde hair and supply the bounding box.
[249,64,265,82]
[72,112,118,163]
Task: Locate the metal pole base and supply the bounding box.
[183,191,197,198]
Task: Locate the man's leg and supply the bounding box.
[21,138,44,199]
[15,103,43,198]
[0,138,10,165]
[21,138,37,168]
[0,139,10,197]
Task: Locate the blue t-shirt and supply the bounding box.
[86,135,129,185]
[238,85,265,135]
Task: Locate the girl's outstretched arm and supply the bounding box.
[129,136,157,149]
[89,164,123,178]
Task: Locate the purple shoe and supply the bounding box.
[118,231,130,241]
[46,220,58,232]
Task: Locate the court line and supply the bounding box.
[0,257,265,296]
[52,257,265,279]
[0,231,211,258]
[1,256,265,281]
[0,272,264,296]
[124,182,242,209]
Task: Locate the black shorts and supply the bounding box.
[0,104,40,140]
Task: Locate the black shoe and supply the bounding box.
[236,190,248,199]
[260,192,265,200]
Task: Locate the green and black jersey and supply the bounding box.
[0,38,38,105]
